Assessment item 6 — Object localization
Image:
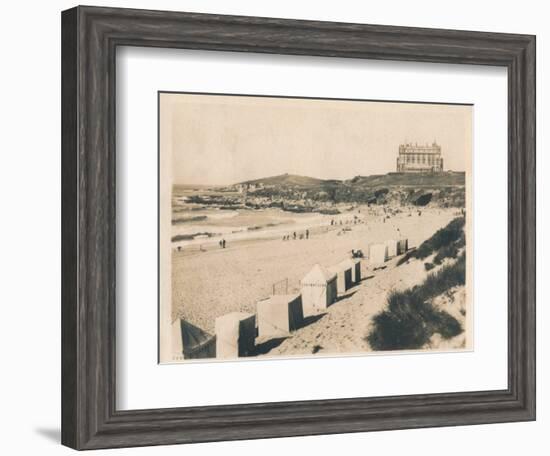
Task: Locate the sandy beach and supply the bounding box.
[172,206,462,354]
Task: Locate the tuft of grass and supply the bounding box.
[434,243,457,264]
[434,311,462,339]
[366,254,465,351]
[433,231,465,264]
[418,253,465,302]
[367,289,434,350]
[397,217,465,266]
[415,217,465,259]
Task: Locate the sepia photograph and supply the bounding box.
[158,92,473,363]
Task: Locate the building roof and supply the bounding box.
[301,263,337,284]
[258,294,301,307]
[399,150,441,154]
[216,311,255,323]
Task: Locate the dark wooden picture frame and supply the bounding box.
[61,5,536,450]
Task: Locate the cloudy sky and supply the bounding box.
[162,93,471,186]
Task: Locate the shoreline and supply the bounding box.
[170,203,429,252]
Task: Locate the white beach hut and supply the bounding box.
[369,243,389,266]
[329,259,354,295]
[257,294,304,338]
[300,264,338,317]
[385,239,399,258]
[215,312,256,359]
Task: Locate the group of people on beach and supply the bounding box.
[330,218,362,226]
[282,229,309,241]
[218,239,227,249]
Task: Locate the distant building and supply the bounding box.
[234,182,263,193]
[396,141,443,173]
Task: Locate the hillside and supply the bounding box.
[346,172,465,187]
[240,173,339,188]
[339,172,466,207]
[240,171,464,189]
[237,172,465,208]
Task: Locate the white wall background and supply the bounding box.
[0,1,545,454]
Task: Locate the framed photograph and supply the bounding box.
[61,5,536,450]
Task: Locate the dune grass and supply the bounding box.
[397,216,465,266]
[367,253,465,351]
[417,252,465,301]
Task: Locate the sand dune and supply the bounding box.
[258,253,466,358]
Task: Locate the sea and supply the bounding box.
[171,187,344,250]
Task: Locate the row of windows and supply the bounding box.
[401,155,442,164]
[399,148,441,154]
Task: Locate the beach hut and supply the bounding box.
[300,264,338,316]
[398,238,409,255]
[172,319,216,360]
[369,243,388,266]
[350,258,361,283]
[385,239,399,258]
[329,259,354,295]
[215,312,256,359]
[257,294,304,338]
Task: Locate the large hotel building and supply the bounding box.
[396,141,444,173]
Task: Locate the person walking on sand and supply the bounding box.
[222,239,226,249]
[293,231,297,240]
[306,229,309,239]
[219,240,223,248]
